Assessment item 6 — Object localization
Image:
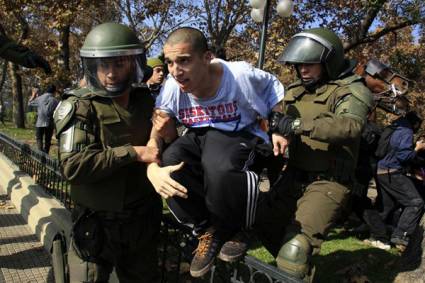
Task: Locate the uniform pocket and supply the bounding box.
[72,211,105,262]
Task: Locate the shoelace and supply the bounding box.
[193,232,213,257]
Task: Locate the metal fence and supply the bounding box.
[0,132,72,209]
[0,132,301,283]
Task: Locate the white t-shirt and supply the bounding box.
[155,59,285,142]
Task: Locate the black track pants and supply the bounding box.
[163,128,262,234]
[377,172,424,238]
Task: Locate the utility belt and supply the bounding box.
[290,168,352,187]
[71,199,160,262]
[72,197,159,222]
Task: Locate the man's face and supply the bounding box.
[163,42,210,93]
[96,57,133,91]
[296,63,323,82]
[149,66,164,85]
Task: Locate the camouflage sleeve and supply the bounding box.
[55,99,137,185]
[299,83,373,144]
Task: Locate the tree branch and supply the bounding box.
[343,19,422,51]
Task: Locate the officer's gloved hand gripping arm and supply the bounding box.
[269,90,372,145]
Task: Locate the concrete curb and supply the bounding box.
[0,153,72,252]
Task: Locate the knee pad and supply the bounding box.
[276,234,312,279]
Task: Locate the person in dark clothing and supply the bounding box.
[374,108,425,250]
[409,141,425,201]
[28,84,59,153]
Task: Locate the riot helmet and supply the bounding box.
[80,22,147,97]
[365,59,411,96]
[278,28,353,81]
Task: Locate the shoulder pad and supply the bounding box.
[332,74,364,86]
[53,99,76,135]
[287,80,303,90]
[61,87,98,100]
[348,81,374,108]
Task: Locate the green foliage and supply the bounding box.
[0,121,35,142]
[0,121,58,157]
[389,49,424,80]
[26,111,37,126]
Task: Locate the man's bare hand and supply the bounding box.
[133,146,159,163]
[152,109,177,142]
[272,133,290,157]
[415,139,425,152]
[147,162,188,199]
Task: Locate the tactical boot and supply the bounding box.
[218,231,249,262]
[190,227,223,277]
[276,234,312,281]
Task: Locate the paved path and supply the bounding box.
[0,194,53,283]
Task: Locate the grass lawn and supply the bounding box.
[0,122,402,282]
[0,121,59,158]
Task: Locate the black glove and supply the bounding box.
[268,111,296,137]
[25,52,52,74]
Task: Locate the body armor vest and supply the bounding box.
[57,87,156,211]
[284,75,365,183]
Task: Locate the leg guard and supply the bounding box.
[276,234,312,280]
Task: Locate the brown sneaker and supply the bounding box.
[218,231,248,262]
[190,228,222,278]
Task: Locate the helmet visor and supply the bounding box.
[82,55,145,97]
[278,37,331,65]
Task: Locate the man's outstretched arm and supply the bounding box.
[146,121,187,199]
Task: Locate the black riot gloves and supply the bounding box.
[268,111,302,137]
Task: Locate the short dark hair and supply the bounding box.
[165,27,208,54]
[46,84,56,93]
[406,111,422,125]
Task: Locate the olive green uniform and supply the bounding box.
[55,86,162,283]
[255,74,373,255]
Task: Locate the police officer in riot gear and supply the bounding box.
[54,22,162,282]
[255,28,373,281]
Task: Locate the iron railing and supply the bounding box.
[161,214,302,283]
[0,132,301,283]
[0,132,72,209]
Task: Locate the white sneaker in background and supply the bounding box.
[363,238,391,250]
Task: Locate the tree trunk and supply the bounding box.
[8,62,25,128]
[394,214,425,283]
[0,61,7,106]
[57,24,71,88]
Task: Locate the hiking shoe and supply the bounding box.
[190,228,222,278]
[218,231,249,262]
[391,236,409,252]
[363,238,391,250]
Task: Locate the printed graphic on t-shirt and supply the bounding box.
[178,101,240,127]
